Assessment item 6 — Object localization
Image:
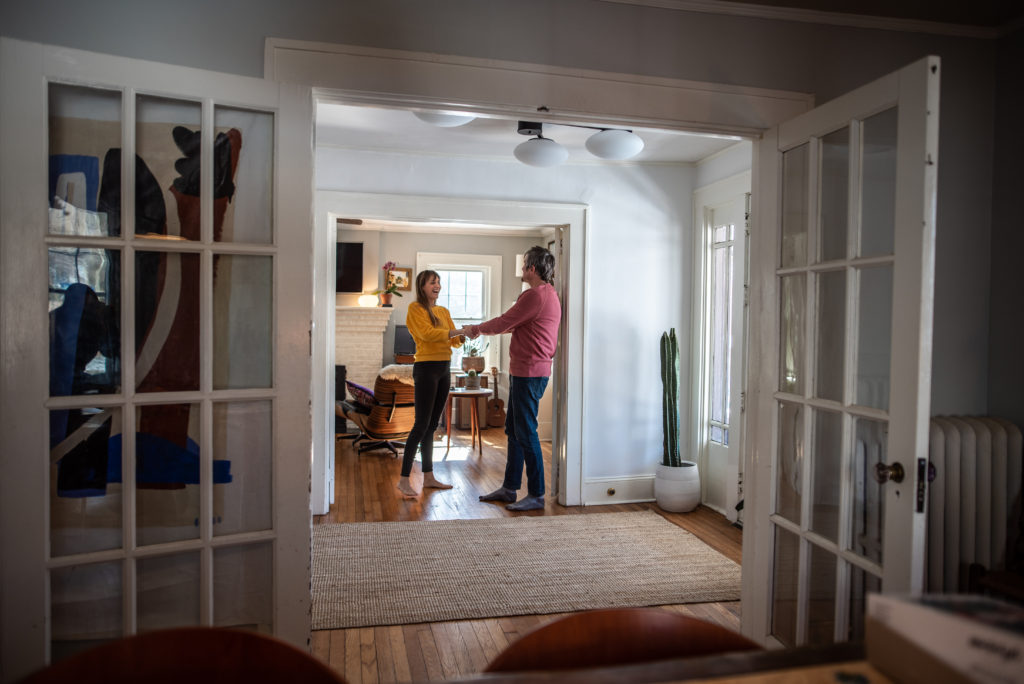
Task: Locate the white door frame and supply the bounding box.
[313,192,587,509]
[272,40,814,514]
[691,171,751,522]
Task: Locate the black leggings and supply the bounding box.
[400,360,450,477]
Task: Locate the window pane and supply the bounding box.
[214,401,272,535]
[856,266,892,410]
[213,255,272,389]
[771,526,800,647]
[215,543,272,633]
[135,251,199,392]
[781,144,809,268]
[860,108,898,258]
[48,83,121,237]
[49,247,121,396]
[136,403,201,546]
[138,552,200,632]
[851,418,887,564]
[51,561,122,662]
[810,410,842,543]
[848,565,881,641]
[50,407,123,556]
[135,95,202,240]
[776,401,803,524]
[820,127,850,262]
[815,270,845,402]
[710,243,733,426]
[779,274,805,394]
[807,543,837,645]
[437,269,485,320]
[214,106,273,244]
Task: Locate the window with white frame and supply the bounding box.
[437,268,486,369]
[708,223,735,445]
[417,252,502,370]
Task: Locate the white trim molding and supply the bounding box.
[265,39,814,138]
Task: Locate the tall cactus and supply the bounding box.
[660,328,681,467]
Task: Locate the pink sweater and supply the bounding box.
[478,283,561,377]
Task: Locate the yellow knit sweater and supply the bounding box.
[406,301,463,362]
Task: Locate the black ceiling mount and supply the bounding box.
[517,121,544,137]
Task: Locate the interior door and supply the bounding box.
[742,57,939,646]
[0,38,313,680]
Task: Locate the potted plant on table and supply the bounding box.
[464,369,481,390]
[654,327,700,512]
[460,337,488,373]
[372,260,403,307]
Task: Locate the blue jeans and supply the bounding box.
[503,375,548,497]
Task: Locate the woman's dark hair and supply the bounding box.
[415,269,441,327]
[523,245,555,284]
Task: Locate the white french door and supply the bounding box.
[0,38,313,680]
[742,57,939,646]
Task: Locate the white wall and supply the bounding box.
[318,147,694,480]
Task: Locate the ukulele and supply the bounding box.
[487,367,507,427]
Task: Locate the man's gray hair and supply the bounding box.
[524,245,555,284]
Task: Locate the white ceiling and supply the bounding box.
[315,103,746,165]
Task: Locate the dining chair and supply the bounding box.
[484,607,760,672]
[22,627,346,684]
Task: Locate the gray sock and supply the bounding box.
[479,487,517,502]
[506,495,545,511]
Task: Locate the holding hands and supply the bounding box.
[449,326,481,340]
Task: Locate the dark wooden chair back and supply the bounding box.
[22,627,346,684]
[484,607,760,672]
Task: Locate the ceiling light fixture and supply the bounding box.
[513,122,569,167]
[514,120,643,167]
[585,128,646,160]
[413,110,476,127]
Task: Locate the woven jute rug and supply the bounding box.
[311,510,741,630]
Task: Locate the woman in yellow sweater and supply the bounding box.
[398,270,468,497]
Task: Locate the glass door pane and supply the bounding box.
[48,84,121,238]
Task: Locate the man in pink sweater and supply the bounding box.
[467,246,561,511]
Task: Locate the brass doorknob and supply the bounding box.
[873,462,905,484]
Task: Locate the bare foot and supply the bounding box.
[423,472,453,489]
[397,476,419,498]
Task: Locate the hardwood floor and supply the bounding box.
[312,425,743,683]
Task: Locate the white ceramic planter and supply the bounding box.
[654,462,700,512]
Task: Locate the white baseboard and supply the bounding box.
[581,475,656,506]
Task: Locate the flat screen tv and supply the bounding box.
[335,242,363,293]
[394,325,416,356]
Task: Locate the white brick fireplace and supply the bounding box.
[335,306,394,388]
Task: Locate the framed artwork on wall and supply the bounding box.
[388,267,412,291]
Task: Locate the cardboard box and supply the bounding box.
[866,593,1024,684]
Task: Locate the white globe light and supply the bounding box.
[514,137,568,167]
[585,129,644,160]
[413,111,476,127]
[357,294,379,307]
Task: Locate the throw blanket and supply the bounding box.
[378,363,415,385]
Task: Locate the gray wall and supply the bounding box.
[3,0,1013,422]
[988,26,1024,427]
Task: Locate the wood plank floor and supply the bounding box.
[313,424,743,683]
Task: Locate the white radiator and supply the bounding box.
[927,417,1023,592]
